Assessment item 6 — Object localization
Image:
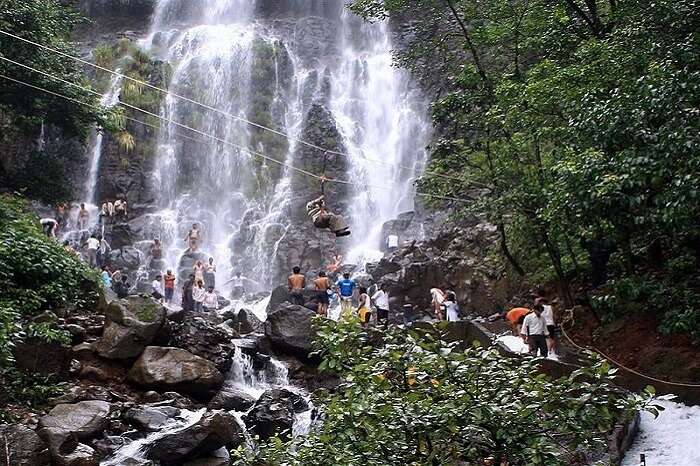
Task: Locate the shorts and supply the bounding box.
[164,288,174,301]
[359,307,371,324]
[547,325,560,337]
[317,292,330,304]
[152,291,163,300]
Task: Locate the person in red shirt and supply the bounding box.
[163,269,176,304]
[505,307,531,339]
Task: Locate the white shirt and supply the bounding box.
[445,301,460,321]
[431,288,445,304]
[152,280,164,295]
[192,287,206,302]
[86,237,100,250]
[541,305,555,326]
[203,292,218,309]
[372,290,389,309]
[521,313,549,336]
[387,235,399,248]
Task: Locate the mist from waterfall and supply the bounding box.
[142,0,430,295]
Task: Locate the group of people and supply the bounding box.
[504,297,559,358]
[429,287,461,321]
[286,266,397,327]
[99,198,128,223]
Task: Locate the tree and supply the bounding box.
[0,0,114,138]
[350,0,700,335]
[233,319,654,465]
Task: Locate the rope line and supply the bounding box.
[0,66,472,204]
[560,309,700,389]
[0,28,473,184]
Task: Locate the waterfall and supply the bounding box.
[140,0,430,294]
[83,73,123,206]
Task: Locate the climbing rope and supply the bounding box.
[0,61,473,204]
[560,308,700,389]
[0,28,479,186]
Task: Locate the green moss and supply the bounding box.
[135,301,158,323]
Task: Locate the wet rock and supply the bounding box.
[168,315,236,371]
[183,447,230,466]
[144,411,244,465]
[244,388,309,440]
[65,324,88,343]
[37,400,111,461]
[128,346,224,396]
[125,406,181,431]
[208,386,256,411]
[97,296,167,359]
[0,424,50,466]
[109,247,142,274]
[223,308,265,335]
[265,303,316,358]
[92,436,127,457]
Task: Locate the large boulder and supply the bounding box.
[222,308,264,335]
[168,315,236,372]
[208,385,256,411]
[128,347,224,396]
[0,424,50,466]
[244,389,309,440]
[97,296,167,359]
[265,303,316,358]
[143,411,244,465]
[37,400,110,465]
[124,405,181,431]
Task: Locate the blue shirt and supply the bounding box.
[336,279,356,297]
[101,271,112,288]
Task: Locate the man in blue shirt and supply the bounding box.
[335,272,356,319]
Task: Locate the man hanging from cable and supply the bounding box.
[306,176,351,237]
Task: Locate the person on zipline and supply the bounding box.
[306,195,350,237]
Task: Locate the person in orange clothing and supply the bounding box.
[505,307,531,340]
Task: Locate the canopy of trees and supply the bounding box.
[350,0,700,339]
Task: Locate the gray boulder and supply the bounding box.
[223,308,264,335]
[183,447,230,466]
[97,296,167,359]
[0,424,50,466]
[265,303,316,358]
[244,388,309,440]
[125,405,181,431]
[144,411,243,465]
[37,400,110,465]
[128,346,224,396]
[208,386,257,411]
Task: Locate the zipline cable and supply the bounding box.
[0,63,472,204]
[0,28,474,185]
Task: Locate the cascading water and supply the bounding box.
[331,11,431,266]
[84,73,123,207]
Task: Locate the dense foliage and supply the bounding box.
[350,0,700,338]
[234,319,654,465]
[0,195,100,407]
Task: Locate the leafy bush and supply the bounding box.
[0,195,100,367]
[233,318,654,465]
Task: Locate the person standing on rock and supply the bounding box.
[193,259,206,285]
[536,297,559,356]
[521,304,549,357]
[288,267,306,306]
[314,271,331,316]
[78,202,90,230]
[152,274,165,303]
[225,272,247,299]
[182,273,195,311]
[203,286,218,312]
[357,287,371,327]
[114,197,128,220]
[192,279,206,312]
[386,233,399,254]
[372,283,390,325]
[56,202,67,227]
[444,291,460,322]
[83,234,100,268]
[114,274,131,299]
[185,223,202,252]
[98,236,111,268]
[150,238,163,262]
[430,288,446,320]
[163,269,176,303]
[205,257,216,289]
[336,272,356,319]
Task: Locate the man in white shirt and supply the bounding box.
[386,234,399,253]
[521,304,549,357]
[84,235,100,267]
[372,283,390,324]
[151,274,164,302]
[203,286,218,312]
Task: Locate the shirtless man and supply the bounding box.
[287,267,306,306]
[185,223,202,252]
[314,271,331,316]
[78,203,90,230]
